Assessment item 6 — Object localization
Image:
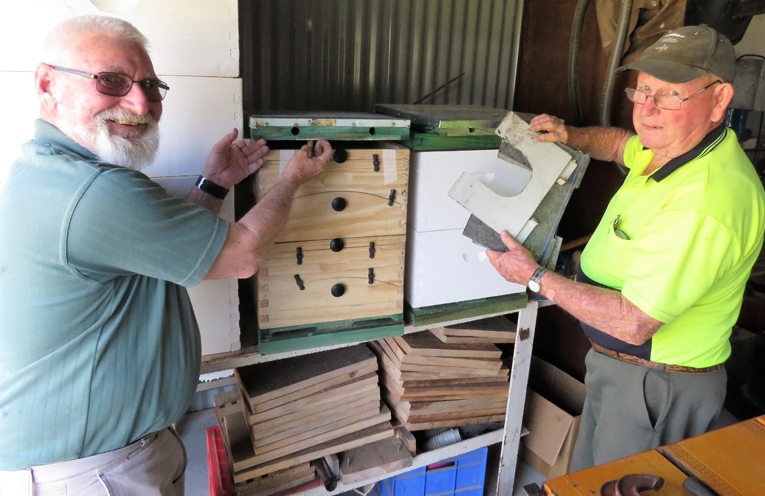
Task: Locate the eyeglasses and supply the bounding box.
[624,80,721,111]
[50,65,169,102]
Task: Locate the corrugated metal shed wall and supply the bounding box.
[240,0,524,114]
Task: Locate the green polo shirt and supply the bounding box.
[0,121,229,469]
[580,125,765,368]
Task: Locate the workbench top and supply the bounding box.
[542,415,765,496]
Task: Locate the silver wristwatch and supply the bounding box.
[527,267,548,292]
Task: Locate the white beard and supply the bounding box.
[59,108,160,171]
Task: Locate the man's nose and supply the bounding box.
[640,95,660,115]
[119,82,151,115]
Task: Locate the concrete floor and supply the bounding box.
[176,408,546,496]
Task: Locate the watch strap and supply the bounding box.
[195,175,229,200]
[529,267,548,286]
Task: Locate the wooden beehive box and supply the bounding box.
[254,144,410,352]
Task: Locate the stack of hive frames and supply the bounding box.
[371,331,509,431]
[254,143,410,353]
[215,345,395,486]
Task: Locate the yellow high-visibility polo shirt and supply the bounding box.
[580,125,765,367]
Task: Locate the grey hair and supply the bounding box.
[41,15,150,65]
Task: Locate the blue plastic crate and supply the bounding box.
[376,448,488,496]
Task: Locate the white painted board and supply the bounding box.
[449,114,573,238]
[407,149,531,233]
[0,75,243,185]
[153,175,240,357]
[405,227,526,309]
[144,76,243,178]
[0,0,238,77]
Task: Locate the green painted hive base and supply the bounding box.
[401,132,501,151]
[258,314,404,355]
[405,293,528,327]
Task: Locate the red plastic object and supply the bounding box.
[207,426,235,496]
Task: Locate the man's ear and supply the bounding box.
[711,82,734,122]
[35,63,58,114]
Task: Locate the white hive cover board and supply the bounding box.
[448,112,572,238]
[408,149,531,233]
[143,76,243,178]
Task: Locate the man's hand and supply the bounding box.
[201,129,270,189]
[529,114,569,144]
[282,139,332,185]
[486,231,540,286]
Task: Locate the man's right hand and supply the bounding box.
[283,139,332,185]
[530,114,569,144]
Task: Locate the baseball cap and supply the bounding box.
[620,26,736,84]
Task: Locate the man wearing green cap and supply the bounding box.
[486,26,765,470]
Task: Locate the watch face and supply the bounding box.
[528,279,540,292]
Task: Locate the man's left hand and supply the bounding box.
[201,129,270,189]
[486,231,539,286]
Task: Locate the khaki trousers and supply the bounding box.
[0,427,186,496]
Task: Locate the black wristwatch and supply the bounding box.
[195,176,229,200]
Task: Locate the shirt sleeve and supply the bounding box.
[620,207,741,323]
[66,167,229,287]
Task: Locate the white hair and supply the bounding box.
[41,15,150,66]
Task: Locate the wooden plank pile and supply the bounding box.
[430,315,517,344]
[213,345,395,492]
[371,330,510,431]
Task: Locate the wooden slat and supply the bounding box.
[233,421,394,482]
[399,376,509,388]
[339,437,413,485]
[382,388,507,416]
[232,463,315,496]
[252,394,380,439]
[235,345,376,408]
[381,337,502,370]
[244,373,380,424]
[444,315,517,334]
[394,331,502,358]
[393,421,417,454]
[253,401,380,454]
[372,338,498,379]
[404,415,506,431]
[405,407,507,423]
[250,362,378,413]
[430,327,516,344]
[236,473,317,496]
[389,383,509,402]
[396,366,509,380]
[235,407,392,472]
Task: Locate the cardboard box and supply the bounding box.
[520,356,586,479]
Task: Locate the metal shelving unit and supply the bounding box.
[199,300,539,496]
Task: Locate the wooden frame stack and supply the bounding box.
[371,331,510,430]
[214,345,395,489]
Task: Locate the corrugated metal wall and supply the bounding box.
[240,0,524,114]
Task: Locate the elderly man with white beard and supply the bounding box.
[0,15,331,496]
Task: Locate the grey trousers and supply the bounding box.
[570,347,727,472]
